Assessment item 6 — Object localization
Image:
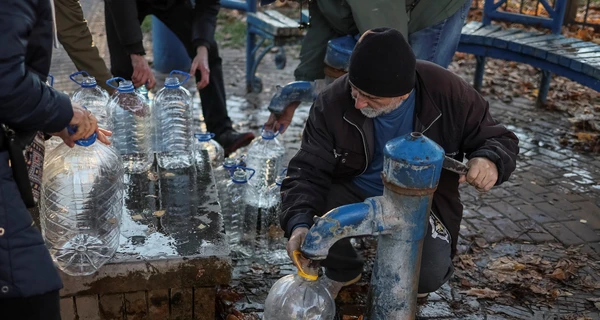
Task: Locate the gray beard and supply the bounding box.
[359,100,401,118]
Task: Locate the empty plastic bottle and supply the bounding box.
[245,128,285,193]
[106,77,153,173]
[264,251,335,320]
[70,71,111,129]
[193,132,224,169]
[153,70,193,169]
[224,166,258,258]
[258,169,287,264]
[40,127,124,276]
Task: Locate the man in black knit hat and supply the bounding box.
[280,28,519,298]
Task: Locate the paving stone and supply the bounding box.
[568,201,600,230]
[518,172,552,186]
[488,304,534,319]
[476,206,502,219]
[459,220,478,238]
[543,184,587,202]
[60,297,76,320]
[417,302,454,318]
[562,220,600,242]
[462,208,480,219]
[534,202,573,221]
[537,193,580,211]
[487,187,514,199]
[509,186,547,203]
[467,219,506,242]
[489,201,528,221]
[542,223,585,246]
[492,218,530,240]
[518,180,551,194]
[527,231,557,243]
[537,147,569,160]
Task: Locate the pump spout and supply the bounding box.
[301,198,384,260]
[267,80,326,115]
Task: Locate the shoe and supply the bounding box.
[320,274,362,299]
[215,130,255,157]
[417,292,430,300]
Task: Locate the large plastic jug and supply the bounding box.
[40,127,124,276]
[258,169,287,264]
[70,71,111,129]
[245,128,285,193]
[106,77,153,173]
[224,166,258,258]
[153,70,193,169]
[264,251,336,319]
[193,132,224,169]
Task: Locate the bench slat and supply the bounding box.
[461,21,484,35]
[532,38,582,59]
[265,9,304,36]
[247,11,304,37]
[508,34,562,52]
[468,25,503,45]
[519,34,565,56]
[561,48,600,68]
[483,28,522,46]
[492,31,543,49]
[546,41,599,63]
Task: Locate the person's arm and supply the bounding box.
[279,93,338,238]
[0,1,72,133]
[104,0,145,55]
[54,0,113,92]
[460,84,520,186]
[191,0,220,51]
[345,0,409,38]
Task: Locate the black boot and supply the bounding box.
[215,130,255,157]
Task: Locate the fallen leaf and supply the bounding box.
[463,287,501,299]
[132,214,143,221]
[197,223,207,230]
[548,268,567,280]
[153,210,166,217]
[488,257,526,271]
[580,219,588,223]
[595,302,600,311]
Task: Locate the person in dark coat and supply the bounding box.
[104,0,255,156]
[281,28,519,299]
[0,0,108,318]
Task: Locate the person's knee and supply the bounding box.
[418,261,454,293]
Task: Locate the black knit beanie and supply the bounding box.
[348,28,416,97]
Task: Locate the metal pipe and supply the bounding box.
[267,80,326,115]
[300,132,444,319]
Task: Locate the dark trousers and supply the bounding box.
[104,2,233,136]
[321,183,454,294]
[0,290,61,320]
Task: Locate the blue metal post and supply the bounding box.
[151,16,191,73]
[301,132,444,319]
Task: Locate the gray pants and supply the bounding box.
[320,182,454,294]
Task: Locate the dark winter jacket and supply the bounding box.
[0,0,71,299]
[280,61,520,255]
[104,0,219,55]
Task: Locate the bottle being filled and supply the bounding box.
[264,250,335,320]
[153,70,194,169]
[41,126,124,276]
[106,77,153,173]
[258,169,287,264]
[245,128,285,196]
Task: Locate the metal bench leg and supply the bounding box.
[537,70,551,108]
[474,55,486,92]
[246,28,257,93]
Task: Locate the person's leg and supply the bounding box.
[152,5,254,154]
[408,0,470,68]
[0,290,61,320]
[55,0,113,92]
[418,210,454,294]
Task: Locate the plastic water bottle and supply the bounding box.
[245,128,285,193]
[258,169,287,264]
[153,70,193,169]
[224,166,258,258]
[40,127,124,276]
[264,251,335,320]
[69,71,111,129]
[193,132,224,169]
[106,77,153,173]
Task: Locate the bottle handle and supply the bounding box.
[47,74,54,87]
[280,168,288,176]
[194,132,216,141]
[293,250,318,281]
[235,165,255,181]
[169,70,191,85]
[69,71,91,86]
[106,77,126,89]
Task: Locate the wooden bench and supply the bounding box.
[457,0,600,107]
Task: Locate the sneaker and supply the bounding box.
[215,130,255,157]
[319,274,362,299]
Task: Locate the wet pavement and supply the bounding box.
[49,2,600,319]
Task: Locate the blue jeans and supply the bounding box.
[409,0,471,68]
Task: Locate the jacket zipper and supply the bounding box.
[343,115,369,175]
[420,113,441,134]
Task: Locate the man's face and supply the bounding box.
[350,85,409,118]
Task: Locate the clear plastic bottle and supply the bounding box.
[224,166,258,258]
[153,70,193,169]
[245,128,285,194]
[214,157,239,213]
[193,132,224,169]
[69,71,111,129]
[106,77,153,173]
[40,128,124,276]
[258,169,287,264]
[264,251,335,320]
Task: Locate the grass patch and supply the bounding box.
[141,15,152,33]
[215,10,247,48]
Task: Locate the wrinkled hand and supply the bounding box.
[286,226,309,267]
[458,157,498,192]
[190,46,210,90]
[130,54,156,89]
[50,103,112,147]
[264,101,301,134]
